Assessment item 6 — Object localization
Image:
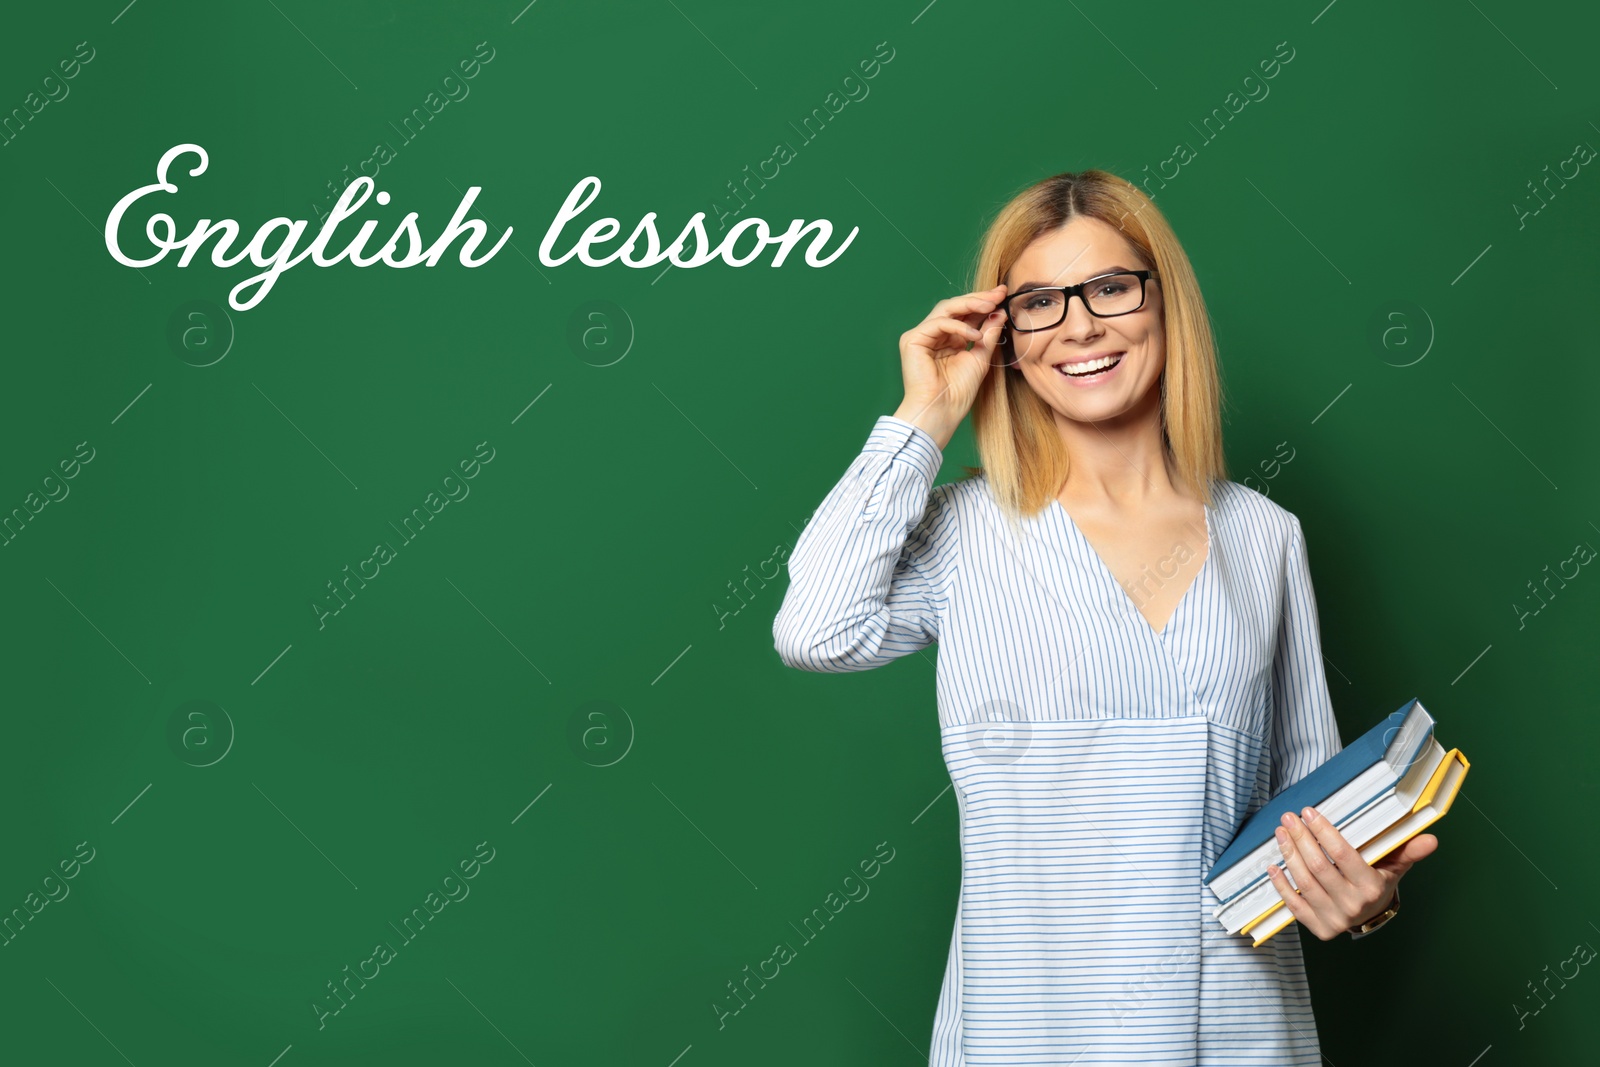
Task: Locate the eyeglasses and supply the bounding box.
[1001,269,1159,333]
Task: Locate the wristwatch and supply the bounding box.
[1348,884,1401,939]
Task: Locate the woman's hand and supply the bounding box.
[893,284,1009,450]
[1265,805,1438,940]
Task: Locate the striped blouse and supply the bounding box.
[773,414,1345,1066]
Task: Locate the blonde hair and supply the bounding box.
[957,169,1228,533]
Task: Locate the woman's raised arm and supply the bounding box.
[772,416,957,671]
[772,284,1006,672]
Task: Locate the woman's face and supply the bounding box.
[1002,216,1165,427]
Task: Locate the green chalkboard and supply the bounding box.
[1,1,1596,1064]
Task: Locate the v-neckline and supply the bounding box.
[1049,496,1213,639]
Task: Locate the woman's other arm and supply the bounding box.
[1265,513,1437,939]
[1268,513,1343,794]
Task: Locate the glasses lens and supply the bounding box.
[1007,289,1064,331]
[1085,273,1145,316]
[1006,273,1146,330]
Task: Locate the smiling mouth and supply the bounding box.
[1055,353,1124,378]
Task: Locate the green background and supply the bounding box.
[2,0,1596,1063]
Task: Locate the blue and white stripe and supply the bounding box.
[774,414,1344,1066]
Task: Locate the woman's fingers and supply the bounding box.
[1262,860,1312,933]
[909,285,1009,357]
[1265,808,1391,939]
[895,284,1010,424]
[1371,833,1437,879]
[1298,807,1367,872]
[927,286,1007,323]
[1267,814,1338,938]
[1300,806,1400,916]
[972,311,1007,357]
[904,316,986,359]
[926,315,984,343]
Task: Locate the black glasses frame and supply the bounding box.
[1001,269,1160,334]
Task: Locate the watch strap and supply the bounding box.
[1348,883,1401,939]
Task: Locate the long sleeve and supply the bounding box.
[1269,514,1406,944]
[772,415,959,672]
[1267,514,1343,795]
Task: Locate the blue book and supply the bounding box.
[1204,698,1436,897]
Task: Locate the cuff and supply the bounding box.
[863,415,944,483]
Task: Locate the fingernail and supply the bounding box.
[1303,807,1316,822]
[1275,827,1287,844]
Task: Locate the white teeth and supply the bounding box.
[1059,354,1122,376]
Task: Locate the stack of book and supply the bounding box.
[1204,697,1469,946]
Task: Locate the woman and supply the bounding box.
[771,170,1436,1065]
